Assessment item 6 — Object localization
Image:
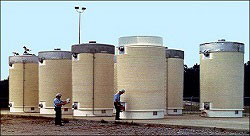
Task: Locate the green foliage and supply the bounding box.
[0,79,9,108]
[184,63,200,99]
[244,61,250,106]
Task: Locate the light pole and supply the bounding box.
[75,6,86,44]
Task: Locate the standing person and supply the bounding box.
[54,93,69,126]
[114,89,125,120]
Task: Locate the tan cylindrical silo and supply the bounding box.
[166,49,184,115]
[114,55,117,95]
[72,41,115,116]
[117,36,166,119]
[113,55,118,114]
[9,55,39,112]
[38,50,72,115]
[200,39,244,117]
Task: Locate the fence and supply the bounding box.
[183,97,200,114]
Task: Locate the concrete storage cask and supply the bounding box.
[9,55,39,112]
[113,55,118,114]
[200,39,244,117]
[165,49,184,115]
[114,55,117,94]
[72,41,115,116]
[117,36,166,119]
[38,50,72,114]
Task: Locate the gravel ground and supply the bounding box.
[1,115,249,135]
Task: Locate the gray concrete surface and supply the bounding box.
[1,109,249,131]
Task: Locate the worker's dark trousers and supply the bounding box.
[54,107,62,125]
[114,102,120,120]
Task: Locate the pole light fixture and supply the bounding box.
[75,6,86,44]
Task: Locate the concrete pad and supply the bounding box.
[1,110,249,131]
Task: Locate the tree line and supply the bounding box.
[0,78,9,108]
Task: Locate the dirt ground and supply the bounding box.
[1,115,249,135]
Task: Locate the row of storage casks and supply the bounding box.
[9,41,115,116]
[9,36,244,118]
[8,37,183,118]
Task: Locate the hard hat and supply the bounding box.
[56,93,62,97]
[119,89,125,93]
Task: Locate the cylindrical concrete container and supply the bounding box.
[72,42,115,116]
[38,50,72,114]
[166,49,184,115]
[200,39,244,117]
[9,55,39,112]
[114,55,118,95]
[117,36,166,119]
[113,55,118,114]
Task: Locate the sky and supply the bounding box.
[1,1,249,80]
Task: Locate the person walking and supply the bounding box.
[54,93,69,126]
[113,89,125,120]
